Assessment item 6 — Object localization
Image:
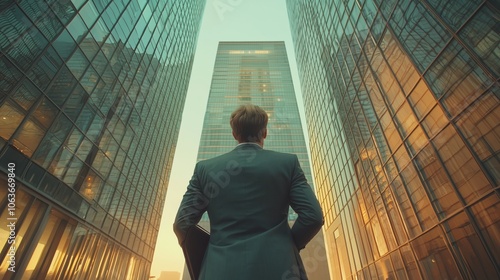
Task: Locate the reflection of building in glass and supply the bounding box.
[287,0,499,279]
[196,41,329,279]
[0,0,205,279]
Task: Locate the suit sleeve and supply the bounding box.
[289,155,324,250]
[173,163,208,245]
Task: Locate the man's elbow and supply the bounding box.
[173,222,186,245]
[292,212,324,250]
[309,206,324,231]
[311,213,324,230]
[302,209,324,230]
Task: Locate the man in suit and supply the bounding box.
[174,104,324,280]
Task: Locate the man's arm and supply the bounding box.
[173,163,208,245]
[289,155,324,250]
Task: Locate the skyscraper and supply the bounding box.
[195,41,329,279]
[0,0,205,279]
[287,0,499,279]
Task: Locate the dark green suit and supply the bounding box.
[174,143,324,280]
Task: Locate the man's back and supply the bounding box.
[202,144,297,243]
[174,105,323,280]
[175,144,323,280]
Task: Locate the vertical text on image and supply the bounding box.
[6,163,17,273]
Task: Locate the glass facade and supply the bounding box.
[0,0,205,279]
[198,42,311,174]
[287,0,499,279]
[196,41,329,279]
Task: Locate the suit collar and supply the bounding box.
[233,142,263,150]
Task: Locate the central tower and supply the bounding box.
[195,41,329,279]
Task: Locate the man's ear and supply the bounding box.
[232,130,239,142]
[262,128,267,139]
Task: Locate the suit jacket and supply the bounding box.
[173,143,324,280]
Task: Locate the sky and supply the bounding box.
[149,0,309,277]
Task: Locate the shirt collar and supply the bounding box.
[236,142,262,148]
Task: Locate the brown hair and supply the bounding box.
[230,104,268,142]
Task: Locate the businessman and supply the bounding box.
[174,104,324,280]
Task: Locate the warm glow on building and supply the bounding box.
[287,0,500,279]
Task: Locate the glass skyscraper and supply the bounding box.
[287,0,499,279]
[0,0,205,279]
[198,42,312,176]
[195,41,329,279]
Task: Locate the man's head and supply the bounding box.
[230,104,268,144]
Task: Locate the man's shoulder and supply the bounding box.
[196,147,297,166]
[260,149,296,158]
[196,153,228,166]
[255,149,300,167]
[195,150,239,167]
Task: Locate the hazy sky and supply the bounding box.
[150,0,309,277]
